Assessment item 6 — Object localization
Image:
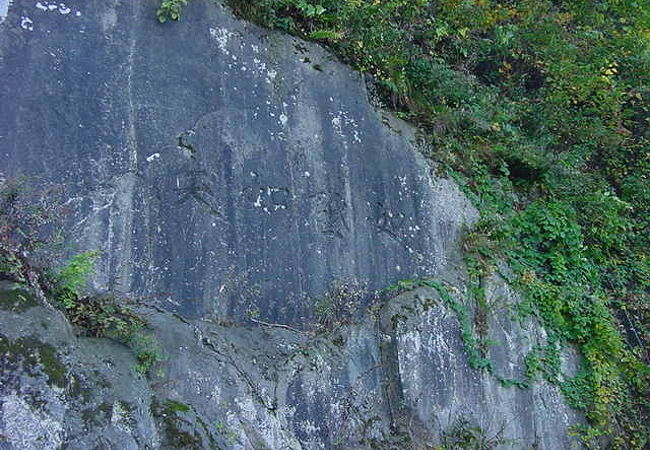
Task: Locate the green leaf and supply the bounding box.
[309,30,340,41]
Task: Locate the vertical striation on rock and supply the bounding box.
[2,0,477,326]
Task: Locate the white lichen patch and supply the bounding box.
[329,110,362,143]
[252,58,267,77]
[253,194,262,208]
[209,26,236,54]
[35,2,80,17]
[210,384,222,402]
[111,401,133,433]
[1,395,64,450]
[20,16,33,30]
[266,68,277,84]
[0,0,12,24]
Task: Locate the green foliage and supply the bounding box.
[0,286,39,313]
[157,0,188,23]
[228,0,650,444]
[153,398,205,449]
[308,30,340,41]
[131,334,162,375]
[0,249,22,283]
[52,252,163,376]
[313,277,366,330]
[524,344,561,383]
[512,201,586,283]
[54,251,100,308]
[440,416,510,449]
[162,399,191,414]
[295,1,325,18]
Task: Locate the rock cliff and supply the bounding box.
[1,0,583,448]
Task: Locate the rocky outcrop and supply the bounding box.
[1,278,582,449]
[1,0,475,326]
[1,0,584,448]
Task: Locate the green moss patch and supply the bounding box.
[152,398,205,449]
[0,286,39,312]
[0,334,67,388]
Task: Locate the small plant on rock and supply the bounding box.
[314,277,367,330]
[157,0,188,23]
[0,175,163,376]
[52,252,163,376]
[441,416,510,450]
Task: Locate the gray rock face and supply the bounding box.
[0,284,159,450]
[0,281,582,449]
[1,0,584,448]
[1,0,475,326]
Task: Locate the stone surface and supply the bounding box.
[0,281,583,449]
[0,284,158,450]
[0,0,585,448]
[1,0,476,326]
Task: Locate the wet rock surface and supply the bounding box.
[1,0,584,448]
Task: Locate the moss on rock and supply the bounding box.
[0,285,39,313]
[0,334,67,389]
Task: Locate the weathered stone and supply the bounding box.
[1,0,476,326]
[0,281,583,448]
[0,294,158,449]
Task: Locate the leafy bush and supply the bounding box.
[51,252,163,376]
[54,251,101,308]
